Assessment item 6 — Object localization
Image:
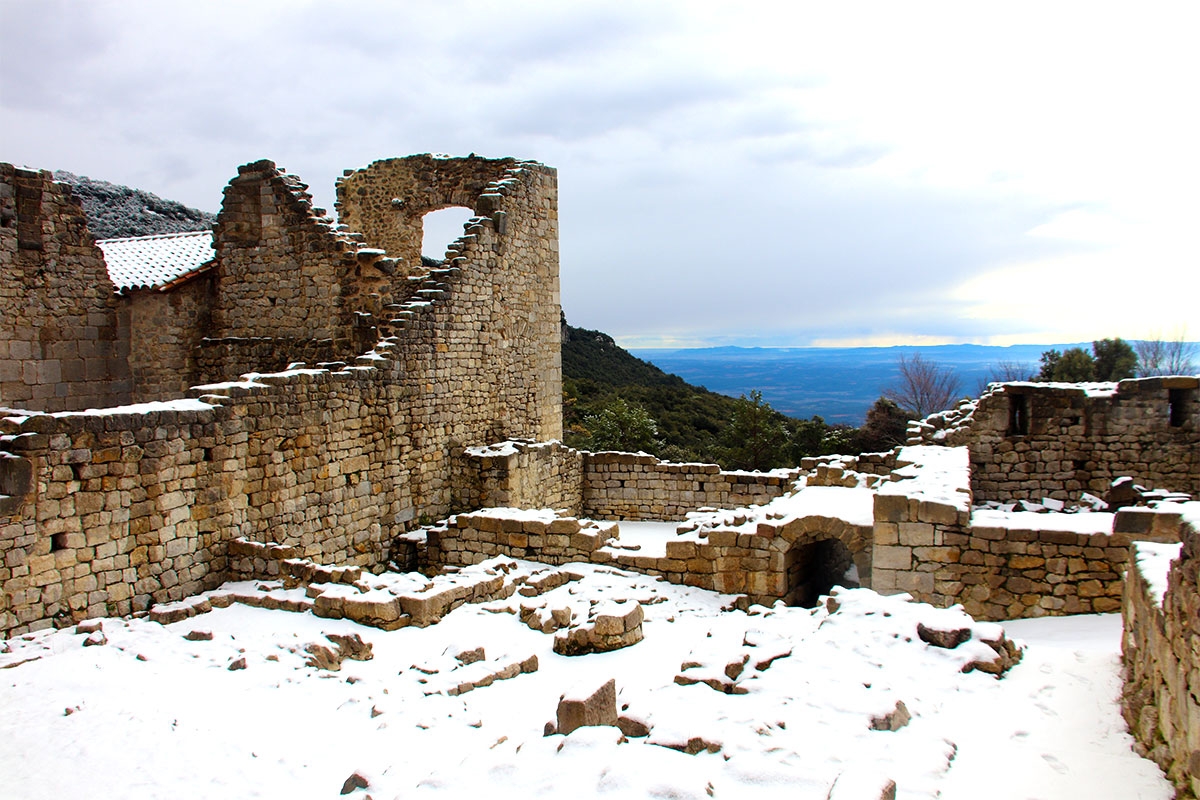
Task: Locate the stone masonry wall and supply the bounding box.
[912,380,1200,501]
[126,276,213,401]
[583,451,798,520]
[429,509,613,568]
[872,458,1186,620]
[457,440,584,515]
[335,154,521,275]
[200,160,392,381]
[0,164,133,412]
[1122,514,1200,798]
[0,154,563,637]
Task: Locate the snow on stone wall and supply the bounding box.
[0,154,564,637]
[908,380,1200,501]
[1122,506,1200,798]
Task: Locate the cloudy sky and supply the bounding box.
[2,0,1197,348]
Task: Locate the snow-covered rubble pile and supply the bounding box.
[0,561,1171,799]
[975,477,1193,516]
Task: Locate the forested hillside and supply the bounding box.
[561,318,880,468]
[54,171,215,239]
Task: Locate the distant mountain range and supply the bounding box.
[630,344,1085,425]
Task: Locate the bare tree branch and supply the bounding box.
[882,354,963,418]
[1136,330,1197,376]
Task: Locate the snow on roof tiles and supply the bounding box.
[97,230,214,292]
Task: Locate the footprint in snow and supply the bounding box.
[1041,753,1068,774]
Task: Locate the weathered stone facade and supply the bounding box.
[334,154,526,276]
[1122,514,1200,798]
[1,154,562,636]
[583,452,799,520]
[0,165,133,412]
[911,380,1200,500]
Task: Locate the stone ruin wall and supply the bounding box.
[0,165,133,412]
[1122,515,1200,798]
[583,451,799,520]
[451,441,1190,620]
[126,277,214,401]
[335,154,522,275]
[873,489,1186,621]
[198,160,386,382]
[913,379,1200,502]
[456,440,584,515]
[455,442,798,528]
[0,155,563,637]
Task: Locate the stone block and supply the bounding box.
[873,546,912,571]
[556,678,618,735]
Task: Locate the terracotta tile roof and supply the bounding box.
[97,230,214,292]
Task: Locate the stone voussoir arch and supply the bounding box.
[764,515,875,605]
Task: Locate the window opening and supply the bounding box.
[1168,389,1190,428]
[1008,394,1029,436]
[421,207,474,263]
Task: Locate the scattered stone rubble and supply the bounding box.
[552,599,644,655]
[411,646,540,698]
[674,629,793,695]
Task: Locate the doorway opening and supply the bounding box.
[784,538,860,607]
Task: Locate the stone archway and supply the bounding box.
[770,515,874,607]
[784,538,859,607]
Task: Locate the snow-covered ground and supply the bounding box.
[0,560,1170,799]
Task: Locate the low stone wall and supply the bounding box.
[429,509,613,568]
[583,451,798,520]
[878,499,1186,620]
[457,440,583,515]
[1122,511,1200,799]
[596,511,874,605]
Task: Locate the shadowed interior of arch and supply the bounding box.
[421,206,475,261]
[785,537,861,607]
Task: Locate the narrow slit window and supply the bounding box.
[1008,394,1029,436]
[1168,389,1190,428]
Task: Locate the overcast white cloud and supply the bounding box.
[2,0,1196,346]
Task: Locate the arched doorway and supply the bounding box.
[784,537,861,607]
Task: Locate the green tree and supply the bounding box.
[721,390,788,471]
[853,398,913,453]
[1038,347,1095,381]
[583,397,659,452]
[1057,347,1096,381]
[1037,349,1062,380]
[788,416,834,460]
[1092,338,1137,380]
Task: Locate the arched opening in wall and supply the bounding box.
[421,207,474,264]
[784,538,860,607]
